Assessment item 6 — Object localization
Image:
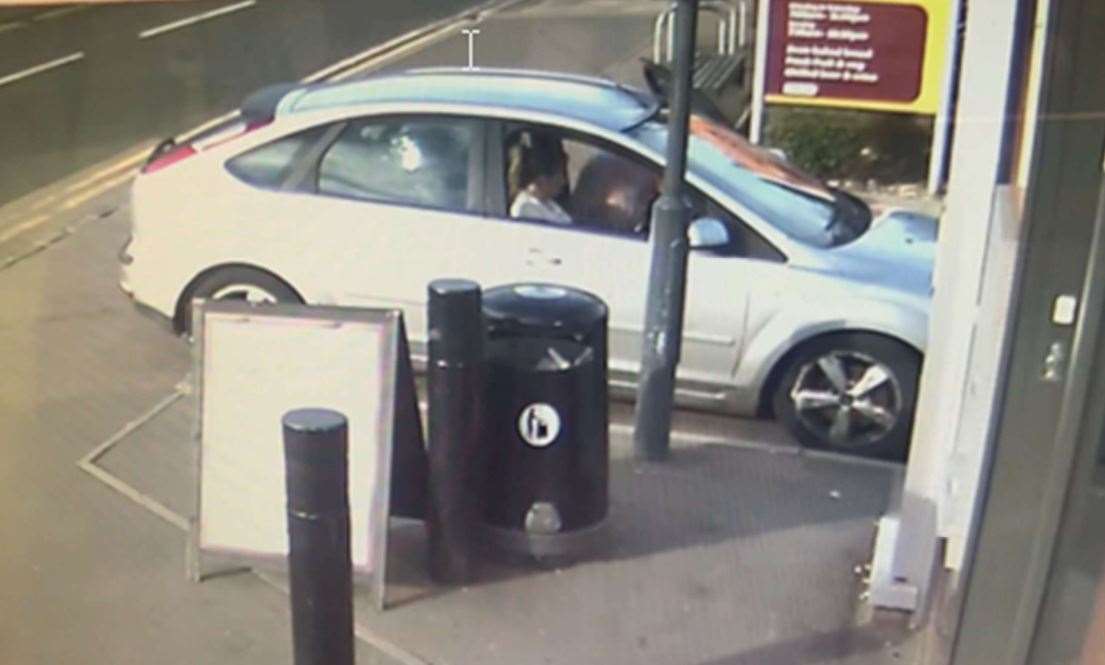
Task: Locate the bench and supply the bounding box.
[653,1,754,129]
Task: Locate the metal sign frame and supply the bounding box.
[750,0,961,193]
[187,300,401,612]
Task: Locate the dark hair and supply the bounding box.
[508,132,566,198]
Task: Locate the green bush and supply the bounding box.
[764,107,932,184]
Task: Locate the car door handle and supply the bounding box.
[525,248,562,266]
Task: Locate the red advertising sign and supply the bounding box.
[764,0,945,113]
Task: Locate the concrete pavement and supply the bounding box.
[91,382,910,665]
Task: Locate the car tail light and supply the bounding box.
[140,117,272,174]
[141,143,197,174]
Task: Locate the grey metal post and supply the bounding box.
[282,408,354,665]
[749,0,769,143]
[426,279,487,583]
[633,0,699,461]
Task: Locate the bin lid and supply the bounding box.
[483,283,608,332]
[487,337,594,372]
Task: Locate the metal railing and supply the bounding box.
[652,0,752,63]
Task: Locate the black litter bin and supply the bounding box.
[483,284,608,371]
[481,284,609,560]
[484,283,609,460]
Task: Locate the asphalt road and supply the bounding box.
[0,0,483,208]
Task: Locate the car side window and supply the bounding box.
[318,117,479,212]
[225,125,331,190]
[503,125,660,235]
[501,123,785,261]
[566,138,661,236]
[694,192,787,262]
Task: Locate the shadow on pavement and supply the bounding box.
[693,621,907,665]
[383,441,898,606]
[601,443,897,561]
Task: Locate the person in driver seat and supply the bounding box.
[509,135,572,225]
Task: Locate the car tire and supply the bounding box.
[177,266,301,335]
[771,333,921,462]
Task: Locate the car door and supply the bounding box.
[230,113,536,355]
[492,123,761,402]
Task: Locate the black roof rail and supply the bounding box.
[241,82,303,121]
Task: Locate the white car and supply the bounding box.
[120,68,935,460]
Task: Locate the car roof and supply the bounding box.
[261,68,660,132]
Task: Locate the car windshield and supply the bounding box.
[629,115,871,248]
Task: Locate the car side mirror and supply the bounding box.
[688,217,730,250]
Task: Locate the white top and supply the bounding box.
[510,189,572,224]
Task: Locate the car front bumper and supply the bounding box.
[119,235,174,332]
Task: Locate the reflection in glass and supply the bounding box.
[1028,311,1105,665]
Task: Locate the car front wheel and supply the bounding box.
[772,333,921,462]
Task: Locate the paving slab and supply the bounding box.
[347,435,908,665]
[92,379,911,665]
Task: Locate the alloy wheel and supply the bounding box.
[788,350,903,449]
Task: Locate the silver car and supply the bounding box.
[122,68,934,460]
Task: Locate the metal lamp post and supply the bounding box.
[633,0,699,461]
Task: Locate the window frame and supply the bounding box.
[486,118,786,263]
[305,113,490,215]
[223,123,339,192]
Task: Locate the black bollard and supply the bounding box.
[283,408,354,665]
[426,279,487,584]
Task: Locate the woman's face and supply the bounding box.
[535,171,565,199]
[533,153,568,199]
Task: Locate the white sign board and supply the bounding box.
[190,301,399,597]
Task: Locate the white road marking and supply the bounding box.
[498,1,670,19]
[0,21,25,35]
[329,23,467,82]
[416,397,803,457]
[6,0,523,237]
[62,171,136,210]
[77,389,190,532]
[0,214,48,245]
[138,0,256,40]
[176,109,240,144]
[0,52,84,88]
[81,383,426,662]
[0,145,148,246]
[32,6,89,22]
[608,421,799,455]
[28,195,58,212]
[302,27,446,83]
[303,0,530,83]
[78,456,191,532]
[62,143,152,196]
[176,0,526,141]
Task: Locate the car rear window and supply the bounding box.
[317,117,478,212]
[225,125,329,190]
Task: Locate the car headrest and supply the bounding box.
[571,153,658,233]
